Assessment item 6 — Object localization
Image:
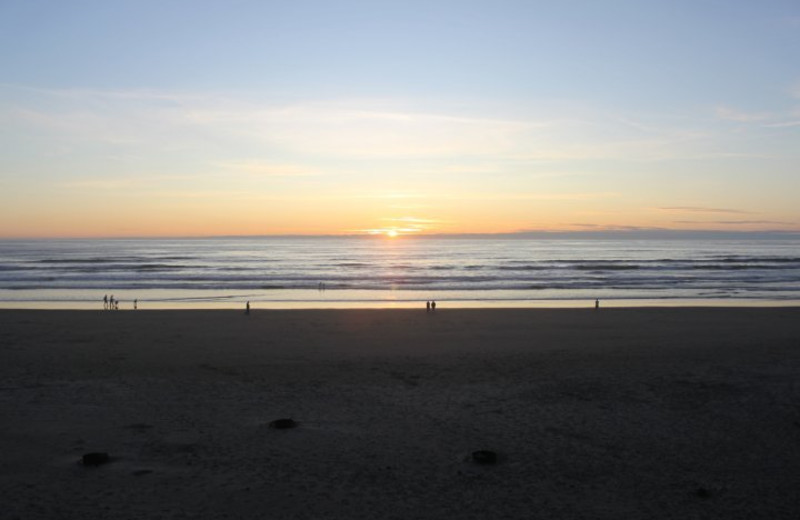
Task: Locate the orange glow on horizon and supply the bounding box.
[2,198,798,238]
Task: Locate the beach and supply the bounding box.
[1,307,799,519]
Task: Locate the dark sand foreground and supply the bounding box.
[1,308,799,519]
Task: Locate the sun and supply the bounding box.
[386,229,399,238]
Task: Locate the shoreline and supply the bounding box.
[2,297,800,310]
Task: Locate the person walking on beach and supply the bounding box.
[245,301,250,315]
[426,301,431,312]
[431,301,436,311]
[595,299,600,309]
[103,294,108,310]
[134,299,138,310]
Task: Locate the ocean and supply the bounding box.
[1,236,799,309]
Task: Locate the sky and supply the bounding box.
[1,0,799,238]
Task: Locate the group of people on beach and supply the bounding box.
[426,300,437,312]
[103,294,118,310]
[103,295,137,310]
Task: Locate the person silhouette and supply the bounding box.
[103,294,108,310]
[134,299,138,310]
[245,301,250,315]
[426,301,431,312]
[595,299,599,309]
[431,301,436,311]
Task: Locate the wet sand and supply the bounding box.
[1,308,799,519]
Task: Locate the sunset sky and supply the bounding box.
[1,1,799,238]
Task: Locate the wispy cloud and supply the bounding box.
[8,108,142,145]
[456,192,620,202]
[567,223,666,231]
[715,106,770,122]
[58,173,204,191]
[674,220,793,226]
[359,191,429,200]
[350,228,426,235]
[790,81,800,99]
[381,216,442,224]
[715,97,800,129]
[1,85,719,164]
[59,177,150,190]
[658,206,754,215]
[762,120,800,128]
[217,161,324,177]
[358,191,619,202]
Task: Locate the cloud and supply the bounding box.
[60,178,142,190]
[359,191,619,202]
[58,173,203,191]
[7,107,142,145]
[658,206,753,215]
[673,220,792,226]
[217,161,324,177]
[0,83,198,103]
[375,216,455,233]
[244,104,541,158]
[762,120,800,128]
[715,106,770,123]
[350,227,427,235]
[359,191,429,200]
[463,192,620,201]
[1,85,720,165]
[382,217,442,224]
[715,99,800,129]
[567,224,666,231]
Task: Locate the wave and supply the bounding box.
[573,264,641,271]
[34,255,199,264]
[2,237,799,301]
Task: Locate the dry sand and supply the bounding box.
[1,307,799,519]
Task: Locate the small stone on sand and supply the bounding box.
[82,452,110,466]
[269,418,298,429]
[472,450,498,465]
[695,487,711,499]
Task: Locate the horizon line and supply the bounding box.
[3,229,800,241]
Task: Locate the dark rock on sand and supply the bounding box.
[472,450,498,465]
[269,418,298,429]
[695,487,712,499]
[82,452,110,466]
[126,423,154,431]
